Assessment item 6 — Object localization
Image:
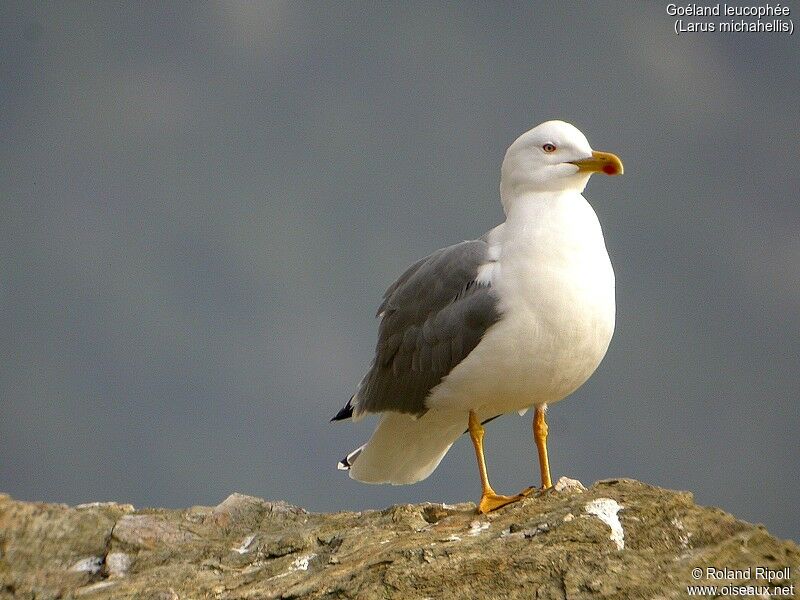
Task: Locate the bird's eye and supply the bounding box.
[542,143,557,153]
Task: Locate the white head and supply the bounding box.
[500,120,623,212]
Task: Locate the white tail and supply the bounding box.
[345,409,468,485]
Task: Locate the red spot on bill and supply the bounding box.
[602,164,618,175]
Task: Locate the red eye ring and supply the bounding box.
[542,143,556,153]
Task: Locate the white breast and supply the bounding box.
[427,192,615,415]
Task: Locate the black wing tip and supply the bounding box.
[463,414,502,435]
[330,397,355,422]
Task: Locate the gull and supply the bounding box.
[332,121,623,513]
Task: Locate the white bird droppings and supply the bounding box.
[69,556,103,574]
[291,553,316,571]
[671,518,692,549]
[584,498,624,550]
[468,521,490,536]
[76,580,118,593]
[232,534,256,554]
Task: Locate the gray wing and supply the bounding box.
[352,238,501,417]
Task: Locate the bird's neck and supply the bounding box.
[499,190,604,254]
[500,176,591,214]
[502,189,586,225]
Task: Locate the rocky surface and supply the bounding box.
[1,479,797,599]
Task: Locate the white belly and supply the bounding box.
[427,193,615,415]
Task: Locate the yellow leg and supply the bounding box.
[468,410,525,513]
[534,406,553,489]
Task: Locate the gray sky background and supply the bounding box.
[2,2,798,540]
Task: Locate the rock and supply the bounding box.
[113,514,198,549]
[212,493,306,530]
[0,493,131,597]
[0,480,797,599]
[553,476,587,493]
[105,552,131,577]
